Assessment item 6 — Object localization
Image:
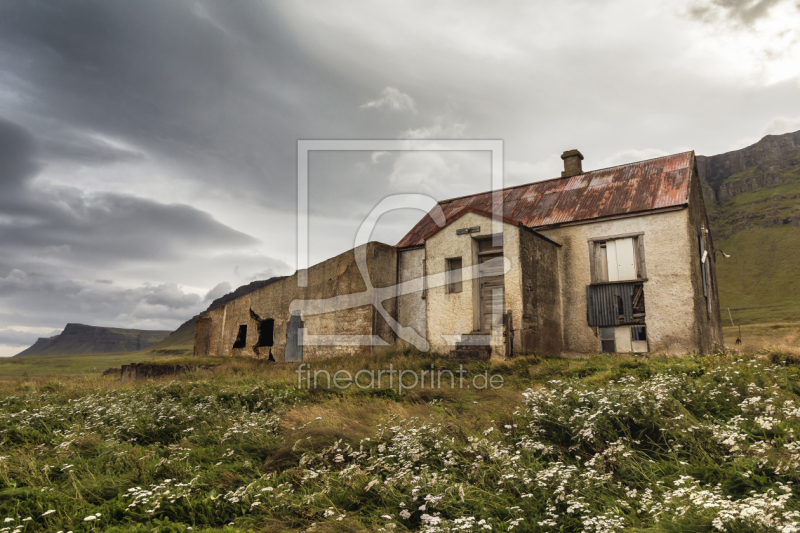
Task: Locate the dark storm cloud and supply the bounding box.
[0,117,258,263]
[0,0,377,208]
[0,118,39,192]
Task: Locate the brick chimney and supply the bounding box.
[561,149,584,178]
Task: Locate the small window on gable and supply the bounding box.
[446,257,463,294]
[233,325,247,349]
[592,235,645,283]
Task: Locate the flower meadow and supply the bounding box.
[2,352,800,532]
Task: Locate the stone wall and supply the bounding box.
[196,242,398,362]
[396,248,426,350]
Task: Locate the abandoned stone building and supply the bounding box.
[195,150,723,361]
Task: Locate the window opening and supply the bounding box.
[446,257,463,293]
[232,325,247,349]
[599,327,615,353]
[593,236,644,283]
[257,318,274,347]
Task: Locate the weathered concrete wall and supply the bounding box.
[686,163,724,352]
[397,248,426,349]
[518,228,563,355]
[199,242,398,362]
[539,208,699,356]
[424,211,523,355]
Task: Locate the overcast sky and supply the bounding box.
[1,0,800,357]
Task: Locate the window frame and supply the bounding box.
[598,326,616,353]
[588,232,647,284]
[445,257,463,294]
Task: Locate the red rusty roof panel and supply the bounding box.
[396,151,694,249]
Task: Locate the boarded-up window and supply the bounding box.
[593,236,645,282]
[446,257,463,293]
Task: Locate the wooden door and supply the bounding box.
[479,254,505,332]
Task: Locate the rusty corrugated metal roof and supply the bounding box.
[396,151,694,249]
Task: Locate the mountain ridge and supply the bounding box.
[15,323,171,357]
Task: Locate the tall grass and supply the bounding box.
[1,352,800,532]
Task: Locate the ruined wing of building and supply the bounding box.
[195,150,723,361]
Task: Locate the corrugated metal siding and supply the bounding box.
[586,283,636,327]
[396,152,693,248]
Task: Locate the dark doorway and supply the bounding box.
[257,319,274,347]
[233,325,247,349]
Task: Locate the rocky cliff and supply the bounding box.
[697,130,800,204]
[14,324,171,357]
[697,129,800,324]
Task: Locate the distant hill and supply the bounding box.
[14,324,171,357]
[697,129,800,325]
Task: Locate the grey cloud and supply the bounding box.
[690,0,787,24]
[204,281,231,302]
[0,117,39,193]
[0,118,258,263]
[0,270,206,331]
[0,328,61,347]
[361,87,417,113]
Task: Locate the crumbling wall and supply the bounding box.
[120,363,202,382]
[397,248,426,350]
[518,227,563,355]
[199,242,398,362]
[686,161,724,352]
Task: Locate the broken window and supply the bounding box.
[586,282,645,326]
[257,319,274,347]
[599,327,615,353]
[446,257,463,294]
[478,236,503,253]
[631,326,648,352]
[599,325,649,354]
[232,325,247,349]
[592,235,645,283]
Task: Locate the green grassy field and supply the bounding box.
[3,348,800,532]
[710,173,800,325]
[0,342,194,380]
